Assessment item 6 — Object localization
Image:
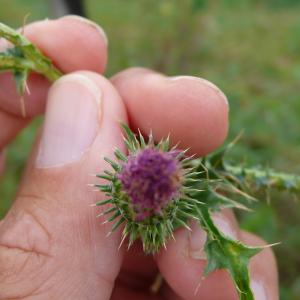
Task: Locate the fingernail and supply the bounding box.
[251,280,268,300]
[61,15,108,46]
[36,74,102,168]
[188,220,207,260]
[212,212,238,240]
[170,75,229,107]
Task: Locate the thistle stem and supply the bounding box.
[0,55,35,70]
[225,164,300,191]
[0,22,62,81]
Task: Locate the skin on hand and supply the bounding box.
[0,17,278,300]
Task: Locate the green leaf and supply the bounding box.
[197,206,261,300]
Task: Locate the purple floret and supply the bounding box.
[118,148,181,220]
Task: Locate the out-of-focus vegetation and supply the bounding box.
[0,0,300,298]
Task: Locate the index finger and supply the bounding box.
[111,68,229,156]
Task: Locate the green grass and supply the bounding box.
[1,1,300,298]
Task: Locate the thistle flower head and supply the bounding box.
[118,148,181,220]
[95,125,202,253]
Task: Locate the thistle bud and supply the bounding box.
[95,125,202,253]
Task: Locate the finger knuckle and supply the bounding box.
[0,204,54,299]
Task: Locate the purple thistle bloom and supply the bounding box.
[118,148,181,220]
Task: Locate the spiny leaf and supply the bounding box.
[197,206,261,300]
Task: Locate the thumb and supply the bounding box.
[0,72,127,299]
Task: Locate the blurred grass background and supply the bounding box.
[0,0,300,298]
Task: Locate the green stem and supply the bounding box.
[225,164,300,191]
[0,22,62,81]
[0,54,35,70]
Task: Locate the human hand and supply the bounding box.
[0,16,278,300]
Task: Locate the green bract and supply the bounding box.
[95,125,205,254]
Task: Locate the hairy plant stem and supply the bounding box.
[0,22,62,81]
[225,165,300,191]
[0,55,35,70]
